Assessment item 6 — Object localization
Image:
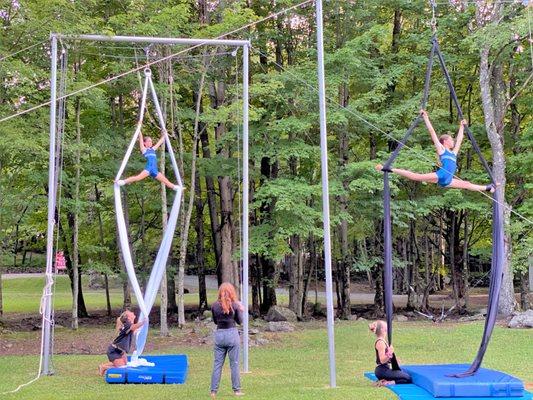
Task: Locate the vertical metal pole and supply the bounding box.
[315,0,336,388]
[242,44,250,373]
[41,33,58,376]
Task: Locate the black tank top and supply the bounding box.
[375,338,390,365]
[112,321,133,353]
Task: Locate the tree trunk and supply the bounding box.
[209,77,239,290]
[462,212,470,310]
[59,213,88,317]
[258,157,278,313]
[288,235,304,318]
[94,184,112,316]
[199,126,222,283]
[195,168,208,312]
[177,62,208,327]
[159,141,169,337]
[71,98,81,330]
[103,273,111,316]
[337,82,351,319]
[479,43,514,316]
[302,235,317,314]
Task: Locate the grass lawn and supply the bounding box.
[1,276,532,399]
[1,275,223,314]
[0,276,289,314]
[1,321,532,400]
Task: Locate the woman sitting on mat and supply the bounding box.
[376,109,495,193]
[116,130,178,190]
[210,283,245,398]
[98,310,144,376]
[369,320,412,386]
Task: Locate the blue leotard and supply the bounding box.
[435,149,456,187]
[143,148,158,178]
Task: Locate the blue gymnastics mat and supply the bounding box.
[364,372,532,400]
[105,354,188,384]
[401,365,524,397]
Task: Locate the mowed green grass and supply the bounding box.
[1,276,532,399]
[0,321,532,400]
[0,275,289,314]
[1,275,222,314]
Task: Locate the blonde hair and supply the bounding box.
[369,320,387,337]
[119,310,130,324]
[439,134,452,145]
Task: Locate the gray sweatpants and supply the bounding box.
[210,328,241,393]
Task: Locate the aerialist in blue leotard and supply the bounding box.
[116,131,178,190]
[377,109,495,193]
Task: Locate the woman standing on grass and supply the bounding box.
[210,283,245,398]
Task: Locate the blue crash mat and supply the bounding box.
[402,365,524,398]
[364,372,532,400]
[105,354,188,384]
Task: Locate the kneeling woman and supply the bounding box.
[370,320,412,385]
[98,310,145,376]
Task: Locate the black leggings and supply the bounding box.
[375,364,412,384]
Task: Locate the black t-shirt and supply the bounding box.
[212,301,243,329]
[113,321,133,353]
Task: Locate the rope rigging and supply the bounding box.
[380,2,506,378]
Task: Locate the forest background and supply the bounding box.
[0,0,531,332]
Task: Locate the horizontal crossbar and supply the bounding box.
[52,33,250,47]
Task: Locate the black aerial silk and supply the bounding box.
[381,36,505,378]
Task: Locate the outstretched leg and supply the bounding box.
[155,172,177,190]
[376,164,438,184]
[447,178,495,193]
[118,170,150,186]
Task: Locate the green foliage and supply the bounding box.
[0,0,531,303]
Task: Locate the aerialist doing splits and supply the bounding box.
[376,110,495,193]
[116,130,178,190]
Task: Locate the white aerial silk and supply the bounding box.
[114,69,184,355]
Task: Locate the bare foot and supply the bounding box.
[98,365,105,376]
[234,391,245,396]
[210,392,216,399]
[375,164,383,172]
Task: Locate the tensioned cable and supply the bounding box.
[0,40,47,62]
[0,0,314,125]
[75,50,236,60]
[251,47,533,225]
